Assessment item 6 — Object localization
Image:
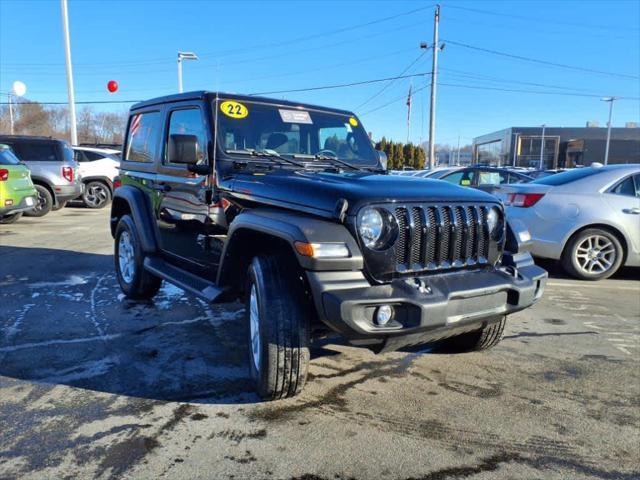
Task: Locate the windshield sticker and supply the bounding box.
[221,101,248,119]
[344,123,353,133]
[279,109,313,124]
[348,117,358,127]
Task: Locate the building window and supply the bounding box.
[477,141,502,166]
[516,136,558,169]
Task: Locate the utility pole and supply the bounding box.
[602,96,618,165]
[539,124,546,170]
[456,135,460,165]
[60,0,78,145]
[7,94,13,135]
[427,4,440,170]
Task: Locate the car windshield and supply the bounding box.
[0,147,21,166]
[532,167,604,186]
[215,99,378,167]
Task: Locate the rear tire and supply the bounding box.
[561,228,623,280]
[24,185,52,217]
[439,316,506,352]
[0,212,23,224]
[114,214,162,300]
[245,255,310,400]
[52,201,68,211]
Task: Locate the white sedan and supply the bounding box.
[501,164,640,280]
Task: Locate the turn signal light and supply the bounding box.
[507,193,545,208]
[0,169,8,181]
[294,241,350,258]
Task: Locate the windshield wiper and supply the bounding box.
[225,148,306,168]
[291,153,362,171]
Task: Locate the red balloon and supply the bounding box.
[107,80,118,93]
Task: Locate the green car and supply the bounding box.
[0,144,38,224]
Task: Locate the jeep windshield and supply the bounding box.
[216,99,379,168]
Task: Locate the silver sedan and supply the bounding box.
[501,164,640,280]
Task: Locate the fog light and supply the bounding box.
[375,305,394,326]
[4,199,13,206]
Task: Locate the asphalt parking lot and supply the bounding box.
[1,207,638,480]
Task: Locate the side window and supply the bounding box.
[125,111,161,162]
[74,151,87,162]
[610,175,637,197]
[84,151,105,161]
[441,170,475,186]
[635,174,640,198]
[166,108,207,165]
[478,170,502,186]
[13,142,58,162]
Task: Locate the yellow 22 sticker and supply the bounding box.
[348,117,358,127]
[221,101,248,119]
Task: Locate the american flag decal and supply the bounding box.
[130,114,142,137]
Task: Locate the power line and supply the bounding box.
[0,5,434,69]
[446,4,640,33]
[360,84,430,116]
[443,39,640,80]
[355,51,427,110]
[249,72,430,96]
[438,82,640,100]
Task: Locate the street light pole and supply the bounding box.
[177,51,198,93]
[7,94,13,135]
[602,97,618,165]
[60,0,78,145]
[539,124,546,170]
[427,4,441,170]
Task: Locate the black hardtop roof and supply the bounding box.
[130,91,355,116]
[0,134,67,143]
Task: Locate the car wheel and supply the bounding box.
[114,214,162,299]
[562,228,623,281]
[245,255,310,400]
[52,201,68,211]
[83,181,112,209]
[439,315,506,352]
[23,185,53,217]
[0,212,23,224]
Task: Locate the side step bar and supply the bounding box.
[143,256,223,303]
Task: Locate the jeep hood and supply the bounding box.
[230,170,500,217]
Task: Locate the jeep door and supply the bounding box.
[156,103,220,278]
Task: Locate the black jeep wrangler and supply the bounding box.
[111,91,547,400]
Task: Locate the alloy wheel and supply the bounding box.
[249,284,262,373]
[118,230,135,283]
[84,183,109,208]
[574,234,616,275]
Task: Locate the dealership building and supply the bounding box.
[472,125,640,169]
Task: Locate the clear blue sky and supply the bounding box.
[1,0,639,147]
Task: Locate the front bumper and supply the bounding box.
[306,252,547,353]
[0,194,38,216]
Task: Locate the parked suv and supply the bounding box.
[73,146,120,208]
[0,144,37,224]
[0,135,83,216]
[111,92,547,400]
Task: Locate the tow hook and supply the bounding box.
[500,265,519,278]
[405,278,432,294]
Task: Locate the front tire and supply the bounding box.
[440,316,506,352]
[23,185,52,217]
[83,181,112,209]
[245,255,310,400]
[114,215,162,299]
[0,212,23,224]
[561,228,623,280]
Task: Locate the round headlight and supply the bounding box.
[357,207,397,250]
[486,207,503,239]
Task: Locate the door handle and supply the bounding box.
[623,207,640,214]
[152,184,171,193]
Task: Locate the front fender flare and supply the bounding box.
[217,208,363,285]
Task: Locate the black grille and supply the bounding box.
[393,204,492,273]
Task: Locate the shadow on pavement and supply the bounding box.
[0,246,260,405]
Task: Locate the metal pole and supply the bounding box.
[177,56,183,93]
[456,135,460,165]
[8,93,14,135]
[512,133,519,167]
[428,4,440,170]
[539,124,546,170]
[604,98,616,165]
[60,0,77,145]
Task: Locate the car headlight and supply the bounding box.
[357,207,397,250]
[486,206,504,240]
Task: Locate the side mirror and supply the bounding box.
[376,150,388,170]
[169,134,199,164]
